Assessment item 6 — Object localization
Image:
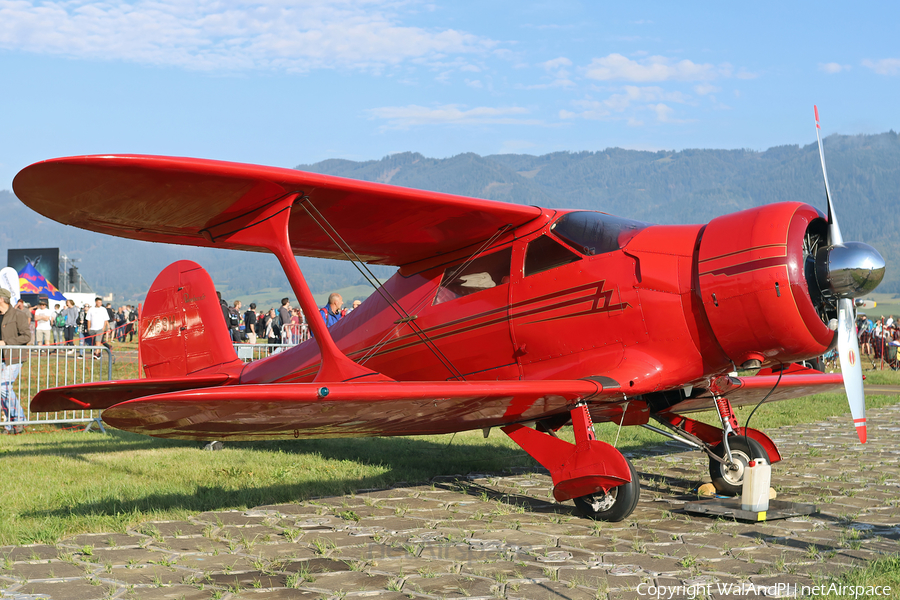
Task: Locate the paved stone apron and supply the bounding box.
[3,404,900,600]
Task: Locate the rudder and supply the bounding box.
[140,260,241,379]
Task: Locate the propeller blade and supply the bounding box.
[837,298,866,443]
[814,105,843,245]
[816,106,866,444]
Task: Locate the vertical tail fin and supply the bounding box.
[141,260,241,379]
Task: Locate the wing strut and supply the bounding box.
[296,195,471,382]
[199,191,392,383]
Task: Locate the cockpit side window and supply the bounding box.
[524,235,581,277]
[433,247,512,305]
[551,211,649,256]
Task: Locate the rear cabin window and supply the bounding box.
[551,211,649,256]
[433,247,512,305]
[524,235,581,277]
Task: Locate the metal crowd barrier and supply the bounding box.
[0,342,297,431]
[1,345,113,430]
[233,343,296,363]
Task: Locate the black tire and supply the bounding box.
[708,435,768,496]
[573,458,640,522]
[806,356,825,372]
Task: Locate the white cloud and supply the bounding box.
[561,86,689,121]
[0,0,497,72]
[540,57,572,71]
[366,104,540,129]
[465,79,483,88]
[525,55,574,89]
[819,62,850,74]
[862,58,900,75]
[584,53,727,82]
[523,78,575,90]
[650,103,686,123]
[694,83,720,95]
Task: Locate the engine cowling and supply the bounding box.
[697,202,837,368]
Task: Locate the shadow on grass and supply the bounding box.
[13,426,687,525]
[1,430,200,457]
[19,434,539,521]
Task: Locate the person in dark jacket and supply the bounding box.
[0,288,31,433]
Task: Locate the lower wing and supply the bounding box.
[664,369,845,415]
[101,380,613,440]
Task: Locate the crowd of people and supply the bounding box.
[218,292,362,345]
[858,313,900,368]
[10,296,138,358]
[5,289,366,353]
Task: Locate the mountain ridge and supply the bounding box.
[3,131,898,303]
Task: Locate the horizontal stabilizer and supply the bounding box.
[30,374,236,412]
[102,380,608,440]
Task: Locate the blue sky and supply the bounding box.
[2,0,899,191]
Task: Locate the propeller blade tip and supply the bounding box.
[854,418,867,444]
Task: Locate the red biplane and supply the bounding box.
[12,108,885,521]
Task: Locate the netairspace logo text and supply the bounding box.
[637,582,893,598]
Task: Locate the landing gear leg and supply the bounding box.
[651,407,782,497]
[503,402,640,521]
[709,394,770,495]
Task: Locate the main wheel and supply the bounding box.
[573,458,640,522]
[708,435,768,496]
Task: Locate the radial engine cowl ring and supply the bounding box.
[814,241,886,299]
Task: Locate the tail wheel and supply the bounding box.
[708,435,768,496]
[573,458,640,522]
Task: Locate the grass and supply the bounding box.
[4,375,900,545]
[809,556,900,599]
[1,358,899,597]
[0,428,541,545]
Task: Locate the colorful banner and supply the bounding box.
[18,262,65,301]
[7,248,59,289]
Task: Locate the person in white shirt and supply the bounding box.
[87,297,111,359]
[34,300,53,346]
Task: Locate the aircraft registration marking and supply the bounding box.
[143,313,180,338]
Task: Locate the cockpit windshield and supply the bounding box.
[550,211,649,256]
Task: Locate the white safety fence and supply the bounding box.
[0,343,298,432]
[233,343,297,363]
[1,345,112,431]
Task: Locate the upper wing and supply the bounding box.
[13,155,542,266]
[100,379,613,440]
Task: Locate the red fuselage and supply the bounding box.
[241,201,835,422]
